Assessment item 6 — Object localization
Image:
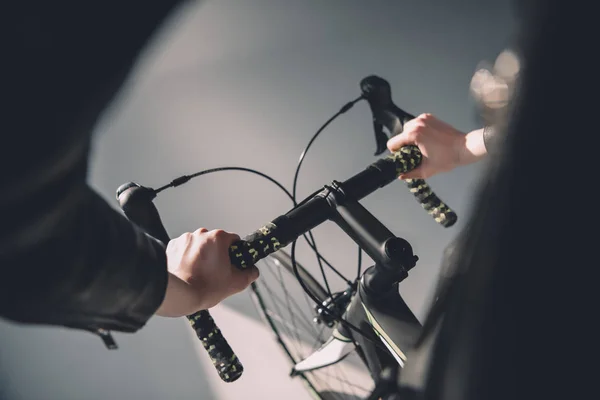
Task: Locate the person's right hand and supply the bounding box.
[156,228,259,317]
[386,113,487,180]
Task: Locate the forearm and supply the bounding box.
[0,186,168,333]
[1,0,190,333]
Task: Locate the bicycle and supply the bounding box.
[115,75,457,399]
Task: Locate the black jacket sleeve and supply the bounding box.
[483,124,502,155]
[1,1,186,334]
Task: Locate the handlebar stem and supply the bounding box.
[321,180,418,295]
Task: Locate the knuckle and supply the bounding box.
[244,269,258,286]
[406,119,424,132]
[191,232,203,240]
[251,267,260,281]
[211,229,227,238]
[209,229,239,246]
[406,129,420,142]
[414,120,426,131]
[387,136,401,149]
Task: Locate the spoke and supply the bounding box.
[264,309,320,341]
[265,264,322,330]
[254,256,375,400]
[309,372,331,398]
[334,366,352,398]
[302,236,333,298]
[302,232,354,285]
[303,290,318,318]
[276,264,305,353]
[302,290,328,347]
[336,363,360,399]
[311,323,327,352]
[317,370,371,393]
[259,277,306,359]
[260,282,318,343]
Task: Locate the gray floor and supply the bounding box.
[0,1,515,399]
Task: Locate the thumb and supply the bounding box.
[387,129,418,152]
[398,168,425,180]
[246,265,260,283]
[230,266,260,293]
[399,155,429,179]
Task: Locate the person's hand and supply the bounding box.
[386,113,487,180]
[156,228,259,317]
[386,113,466,179]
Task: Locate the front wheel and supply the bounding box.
[250,250,375,400]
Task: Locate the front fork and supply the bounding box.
[290,280,400,399]
[340,285,398,382]
[342,289,404,400]
[290,284,394,377]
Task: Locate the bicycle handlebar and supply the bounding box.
[229,144,457,270]
[116,76,457,383]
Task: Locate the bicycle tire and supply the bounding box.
[250,250,375,400]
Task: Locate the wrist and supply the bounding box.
[458,128,488,166]
[155,273,198,317]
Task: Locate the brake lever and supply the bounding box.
[360,75,415,155]
[372,121,388,156]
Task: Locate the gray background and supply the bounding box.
[0,1,516,399]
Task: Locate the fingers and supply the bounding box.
[192,228,240,244]
[229,265,260,294]
[386,113,438,180]
[213,229,258,289]
[167,231,193,252]
[208,229,240,242]
[388,121,426,178]
[387,113,438,151]
[387,122,419,152]
[399,169,425,180]
[222,231,241,245]
[241,265,260,287]
[250,265,260,283]
[245,265,260,283]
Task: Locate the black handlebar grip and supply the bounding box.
[383,146,458,227]
[116,183,244,383]
[228,222,283,269]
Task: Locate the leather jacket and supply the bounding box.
[1,1,185,346]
